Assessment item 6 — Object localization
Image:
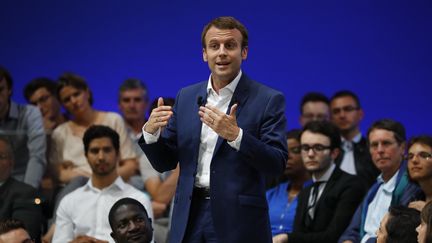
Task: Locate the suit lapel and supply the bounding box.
[192,83,209,165]
[212,74,250,157]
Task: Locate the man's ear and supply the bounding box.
[331,147,340,160]
[241,46,248,60]
[203,48,208,62]
[110,232,116,241]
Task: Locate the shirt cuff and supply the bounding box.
[227,128,242,151]
[142,123,161,144]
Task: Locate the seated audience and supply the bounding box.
[417,200,432,243]
[0,137,44,242]
[273,121,366,243]
[109,198,153,243]
[376,206,420,243]
[267,129,310,237]
[299,92,330,127]
[0,66,46,188]
[0,218,34,243]
[339,119,423,243]
[330,90,379,188]
[24,77,67,134]
[52,125,152,243]
[407,135,432,211]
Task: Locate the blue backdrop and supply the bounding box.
[2,0,431,137]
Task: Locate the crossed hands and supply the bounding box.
[145,97,240,142]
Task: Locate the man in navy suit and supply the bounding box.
[139,16,288,243]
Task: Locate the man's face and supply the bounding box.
[376,212,389,243]
[330,96,363,133]
[203,26,248,84]
[300,131,336,174]
[0,140,13,182]
[29,87,61,119]
[86,137,118,176]
[118,88,148,123]
[0,78,12,117]
[285,138,305,176]
[59,86,91,116]
[408,143,432,182]
[111,204,153,243]
[368,129,405,175]
[0,228,33,243]
[300,101,330,127]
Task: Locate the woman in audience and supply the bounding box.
[266,129,310,239]
[376,205,420,243]
[417,200,432,243]
[408,135,432,211]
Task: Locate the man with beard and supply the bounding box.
[52,125,152,243]
[109,198,153,243]
[330,90,379,188]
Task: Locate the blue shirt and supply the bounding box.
[267,181,310,235]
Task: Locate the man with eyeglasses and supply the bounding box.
[339,119,423,243]
[299,92,330,127]
[273,121,365,243]
[0,66,46,189]
[24,77,68,134]
[330,90,379,188]
[0,219,35,243]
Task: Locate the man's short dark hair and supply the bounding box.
[118,78,149,102]
[301,121,341,150]
[408,135,432,151]
[386,206,420,243]
[330,90,361,108]
[201,16,248,49]
[300,92,329,114]
[367,119,406,145]
[83,125,120,155]
[0,65,13,90]
[108,197,150,229]
[23,77,57,102]
[286,129,302,141]
[0,218,27,235]
[57,72,93,105]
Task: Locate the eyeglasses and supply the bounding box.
[300,144,331,153]
[331,106,359,115]
[369,140,397,150]
[406,151,432,161]
[288,146,301,154]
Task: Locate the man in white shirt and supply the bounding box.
[339,119,422,243]
[52,125,152,243]
[330,90,379,188]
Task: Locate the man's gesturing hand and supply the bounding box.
[144,97,173,134]
[199,103,239,142]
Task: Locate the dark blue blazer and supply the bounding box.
[139,74,288,243]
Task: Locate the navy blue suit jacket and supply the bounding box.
[139,74,288,243]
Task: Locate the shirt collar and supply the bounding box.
[8,101,19,119]
[377,170,399,193]
[206,70,242,96]
[84,176,126,192]
[313,162,336,183]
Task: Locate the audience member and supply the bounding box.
[273,121,366,243]
[407,135,432,211]
[267,129,311,237]
[0,219,34,243]
[52,125,152,243]
[339,119,423,243]
[330,90,379,188]
[50,72,138,184]
[0,137,44,242]
[0,66,46,188]
[23,78,67,134]
[299,92,330,127]
[376,206,420,243]
[109,198,153,243]
[417,200,432,243]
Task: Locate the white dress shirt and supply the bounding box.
[52,177,153,243]
[143,71,243,188]
[339,133,362,175]
[361,170,399,243]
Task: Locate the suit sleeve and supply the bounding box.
[238,92,287,175]
[338,204,363,243]
[289,179,365,243]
